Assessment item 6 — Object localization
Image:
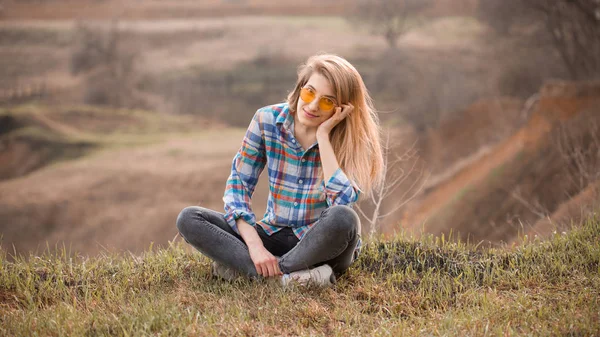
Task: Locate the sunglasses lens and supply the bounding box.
[300,88,315,103]
[300,87,336,111]
[319,98,335,111]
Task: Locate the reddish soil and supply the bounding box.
[527,180,599,241]
[399,81,600,243]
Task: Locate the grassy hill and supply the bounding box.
[0,104,256,257]
[0,104,216,180]
[1,215,598,336]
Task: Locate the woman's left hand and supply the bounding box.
[317,103,354,138]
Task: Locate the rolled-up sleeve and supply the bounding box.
[321,168,359,206]
[223,111,266,234]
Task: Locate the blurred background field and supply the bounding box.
[0,0,599,257]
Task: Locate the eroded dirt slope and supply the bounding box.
[399,81,600,244]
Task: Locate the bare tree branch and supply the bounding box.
[479,0,600,80]
[378,180,425,219]
[349,0,433,48]
[358,129,427,240]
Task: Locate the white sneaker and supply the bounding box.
[212,261,241,281]
[281,264,335,287]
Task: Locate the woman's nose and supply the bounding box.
[307,97,320,111]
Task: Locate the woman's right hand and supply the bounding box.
[248,243,282,278]
[236,218,282,278]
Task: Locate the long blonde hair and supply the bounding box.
[287,53,384,196]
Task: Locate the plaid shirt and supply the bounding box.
[223,103,360,241]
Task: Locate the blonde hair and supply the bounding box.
[287,53,384,196]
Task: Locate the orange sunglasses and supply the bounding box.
[300,87,337,112]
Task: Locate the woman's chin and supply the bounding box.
[298,118,321,129]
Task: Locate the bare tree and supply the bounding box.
[356,130,427,241]
[531,0,600,80]
[477,0,528,35]
[70,20,142,108]
[556,110,600,191]
[349,0,433,48]
[478,0,600,80]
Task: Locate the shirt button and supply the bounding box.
[292,139,296,143]
[301,158,306,162]
[294,202,299,207]
[298,179,303,184]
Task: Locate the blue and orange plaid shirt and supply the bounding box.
[223,103,360,241]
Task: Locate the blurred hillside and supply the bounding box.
[0,0,477,20]
[1,0,599,255]
[397,81,600,245]
[0,105,238,256]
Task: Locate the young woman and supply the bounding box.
[176,53,384,286]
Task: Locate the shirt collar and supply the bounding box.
[275,103,294,132]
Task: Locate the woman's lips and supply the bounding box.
[303,109,318,118]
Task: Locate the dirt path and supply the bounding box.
[402,133,524,230]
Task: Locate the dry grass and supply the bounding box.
[0,214,598,336]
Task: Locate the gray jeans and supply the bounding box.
[176,205,361,278]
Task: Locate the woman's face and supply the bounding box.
[295,72,338,131]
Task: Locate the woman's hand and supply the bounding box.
[236,218,282,278]
[248,243,282,277]
[316,103,354,139]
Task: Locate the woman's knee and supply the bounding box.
[176,206,203,236]
[325,205,360,234]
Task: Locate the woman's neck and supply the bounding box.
[293,120,317,150]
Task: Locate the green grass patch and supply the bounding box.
[1,103,207,145]
[490,164,505,180]
[0,103,219,179]
[1,215,599,336]
[265,16,348,30]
